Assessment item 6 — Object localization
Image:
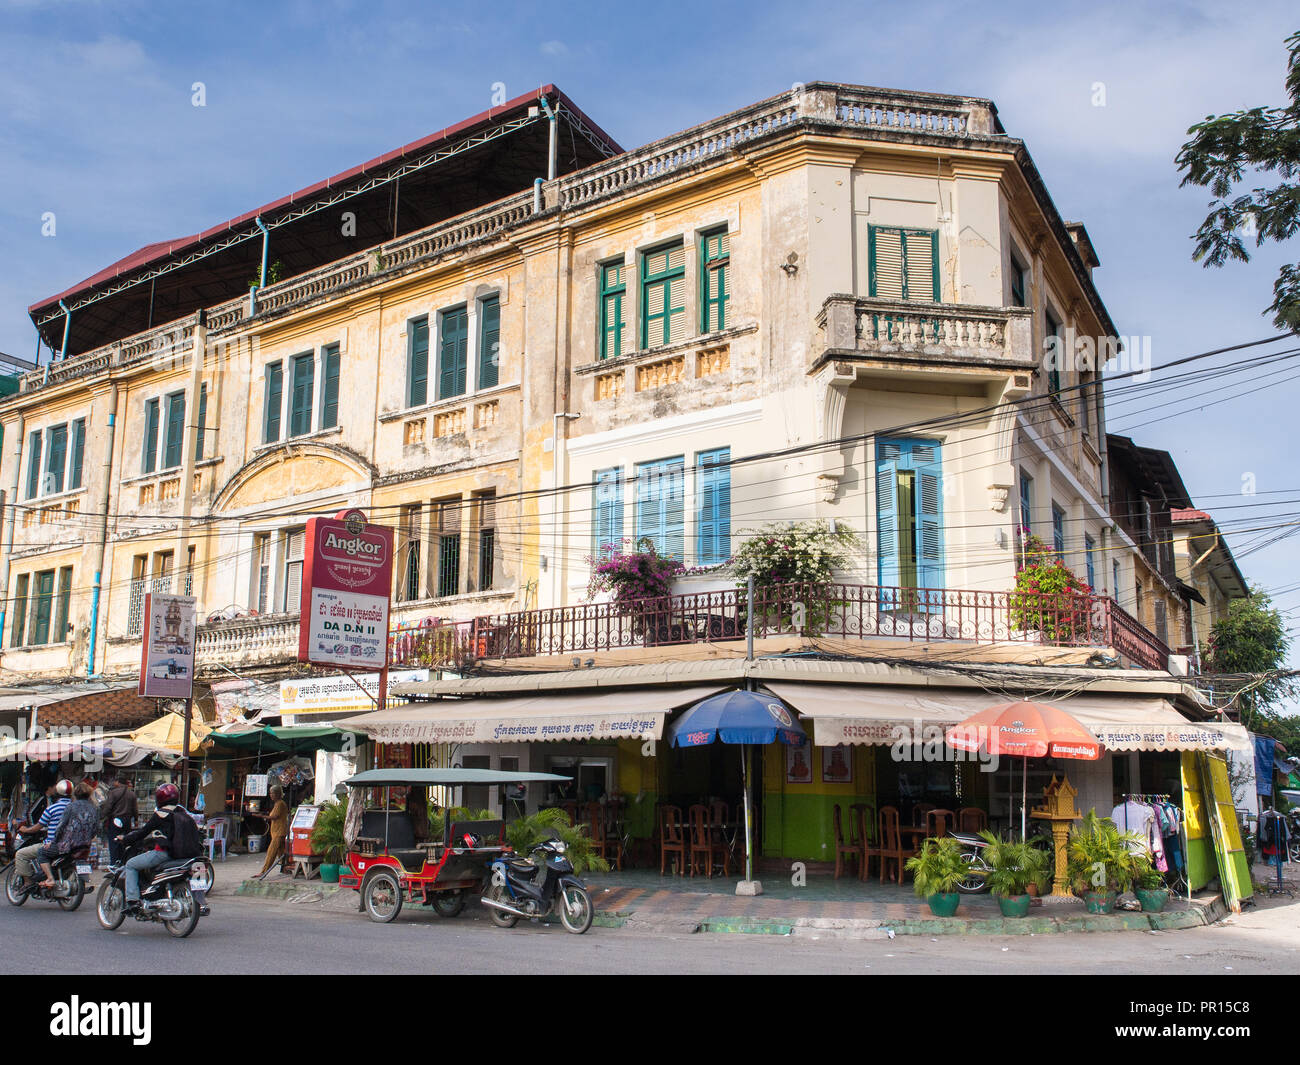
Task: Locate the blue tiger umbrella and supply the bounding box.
[668,689,806,885]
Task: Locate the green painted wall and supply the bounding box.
[760,744,876,861]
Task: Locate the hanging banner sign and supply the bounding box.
[298,510,393,670]
[138,593,197,699]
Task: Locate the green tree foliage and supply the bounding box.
[1202,587,1296,729]
[1175,30,1300,332]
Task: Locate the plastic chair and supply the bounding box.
[204,817,228,861]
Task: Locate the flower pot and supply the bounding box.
[319,863,340,883]
[1082,890,1116,914]
[1135,886,1169,913]
[1026,881,1040,897]
[997,893,1032,918]
[926,892,961,917]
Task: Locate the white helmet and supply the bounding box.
[54,779,73,797]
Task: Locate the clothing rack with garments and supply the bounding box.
[1113,793,1188,897]
[1257,808,1293,898]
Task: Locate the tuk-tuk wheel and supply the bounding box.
[363,869,403,924]
[431,890,465,918]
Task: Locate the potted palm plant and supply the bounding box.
[1066,810,1143,914]
[905,836,969,917]
[505,807,610,875]
[1133,854,1171,913]
[310,797,348,883]
[978,831,1050,918]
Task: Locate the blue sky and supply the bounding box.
[2,0,1298,668]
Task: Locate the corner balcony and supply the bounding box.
[817,296,1034,380]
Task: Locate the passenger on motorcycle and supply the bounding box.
[13,780,72,888]
[117,784,200,910]
[37,781,99,889]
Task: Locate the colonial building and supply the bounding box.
[1171,507,1249,666]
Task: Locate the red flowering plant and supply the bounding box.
[585,537,686,613]
[1010,531,1093,642]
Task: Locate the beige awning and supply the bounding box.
[334,685,727,744]
[762,682,1251,753]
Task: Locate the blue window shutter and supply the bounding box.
[875,458,900,590]
[143,400,159,473]
[26,430,42,498]
[263,364,282,443]
[439,307,468,400]
[696,448,731,565]
[1019,471,1032,532]
[69,419,85,490]
[593,467,623,557]
[663,460,684,560]
[194,387,207,461]
[636,458,685,559]
[321,345,340,429]
[408,318,429,406]
[1085,535,1097,589]
[1052,505,1065,555]
[916,458,944,593]
[478,298,500,389]
[635,462,662,552]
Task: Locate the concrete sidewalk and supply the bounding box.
[224,856,1243,937]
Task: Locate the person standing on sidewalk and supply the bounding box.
[255,786,289,880]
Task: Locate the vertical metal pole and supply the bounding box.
[181,697,193,808]
[742,744,753,882]
[746,576,754,661]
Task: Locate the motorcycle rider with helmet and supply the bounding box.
[116,783,199,911]
[12,779,72,889]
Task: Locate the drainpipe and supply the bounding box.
[86,384,120,676]
[58,301,71,359]
[533,178,543,215]
[538,95,557,182]
[250,216,271,315]
[0,413,25,648]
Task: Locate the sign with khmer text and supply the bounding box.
[297,510,393,670]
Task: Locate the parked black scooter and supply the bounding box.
[2,847,92,911]
[481,838,593,934]
[95,834,209,938]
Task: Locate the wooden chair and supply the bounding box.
[925,808,955,840]
[877,806,913,886]
[853,804,878,881]
[658,805,686,876]
[687,804,728,877]
[912,802,935,827]
[833,804,864,880]
[957,807,987,833]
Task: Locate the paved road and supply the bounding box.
[3,884,1298,975]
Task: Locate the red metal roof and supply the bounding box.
[29,85,621,317]
[1171,508,1214,523]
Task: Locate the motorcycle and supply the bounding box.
[2,847,92,910]
[481,838,593,934]
[95,835,209,938]
[952,825,1054,894]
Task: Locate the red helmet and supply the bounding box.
[155,783,180,806]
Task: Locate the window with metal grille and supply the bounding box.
[182,547,195,597]
[438,307,468,400]
[263,362,282,443]
[700,228,730,333]
[478,297,500,389]
[127,554,147,636]
[10,573,28,647]
[408,316,429,407]
[474,491,496,592]
[599,262,626,359]
[151,551,174,600]
[289,353,315,438]
[640,243,686,348]
[400,504,423,601]
[320,344,340,429]
[436,501,461,598]
[282,529,305,612]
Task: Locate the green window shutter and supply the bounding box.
[635,457,684,560]
[905,230,938,301]
[478,297,500,390]
[439,307,468,400]
[599,263,626,359]
[592,466,624,558]
[45,423,67,495]
[69,419,85,489]
[1045,311,1062,394]
[263,364,282,444]
[290,353,314,437]
[54,567,72,643]
[321,345,340,429]
[194,385,207,461]
[695,448,731,565]
[11,573,28,647]
[163,392,185,469]
[26,430,42,499]
[143,400,159,473]
[870,228,905,300]
[1019,470,1033,532]
[408,317,429,407]
[1009,252,1027,307]
[641,243,686,348]
[870,227,939,302]
[31,570,54,645]
[701,229,730,333]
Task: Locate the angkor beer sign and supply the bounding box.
[298,510,393,670]
[138,593,197,699]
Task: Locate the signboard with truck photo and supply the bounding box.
[138,593,197,699]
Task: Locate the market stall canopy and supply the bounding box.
[761,683,1252,752]
[335,685,726,745]
[0,680,135,714]
[344,768,572,788]
[129,713,212,754]
[210,724,366,754]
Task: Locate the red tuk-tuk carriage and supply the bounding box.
[339,768,570,923]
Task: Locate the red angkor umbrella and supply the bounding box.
[945,701,1101,837]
